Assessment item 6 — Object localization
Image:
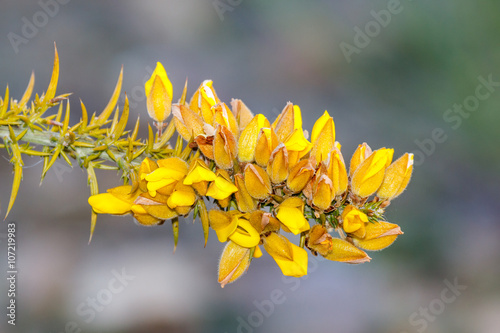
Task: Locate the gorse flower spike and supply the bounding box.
[0,50,413,287]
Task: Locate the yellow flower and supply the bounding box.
[283,128,312,168]
[213,124,237,170]
[143,157,188,196]
[325,145,348,197]
[263,232,308,277]
[350,148,394,198]
[208,210,260,248]
[88,185,139,215]
[310,110,336,165]
[248,210,280,234]
[349,142,372,177]
[234,174,257,213]
[377,153,414,200]
[144,62,172,123]
[267,143,289,184]
[172,104,205,141]
[218,241,252,288]
[167,182,196,210]
[134,191,178,221]
[254,127,279,167]
[352,221,403,251]
[183,158,216,196]
[138,158,158,192]
[244,163,272,200]
[231,98,254,130]
[324,238,371,264]
[341,205,368,238]
[276,197,310,235]
[207,169,238,201]
[286,159,315,193]
[237,114,270,163]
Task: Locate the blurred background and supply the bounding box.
[1,1,499,332]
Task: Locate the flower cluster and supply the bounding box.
[88,62,413,287]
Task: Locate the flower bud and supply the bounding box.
[311,170,334,211]
[286,159,315,193]
[276,197,310,235]
[254,127,279,167]
[307,225,333,256]
[244,163,271,200]
[376,153,414,200]
[249,210,280,234]
[325,145,348,197]
[263,232,308,277]
[213,124,237,170]
[267,143,289,184]
[341,205,368,238]
[310,110,336,165]
[209,210,239,242]
[231,98,254,130]
[234,174,257,213]
[189,80,219,124]
[237,114,270,163]
[218,241,252,288]
[349,142,372,177]
[213,102,239,138]
[172,104,205,141]
[145,62,172,123]
[352,221,403,251]
[350,148,394,198]
[324,238,371,264]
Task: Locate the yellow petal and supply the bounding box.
[213,102,239,138]
[341,205,368,235]
[141,204,178,220]
[264,233,308,277]
[276,197,310,235]
[349,143,372,177]
[353,221,403,251]
[234,174,257,213]
[287,159,315,193]
[350,148,394,198]
[88,193,132,215]
[326,146,348,197]
[214,124,237,170]
[145,62,172,98]
[209,210,238,242]
[167,184,196,209]
[310,111,335,164]
[146,68,172,122]
[267,143,289,184]
[229,219,260,248]
[254,127,279,167]
[172,104,205,141]
[207,170,238,200]
[311,174,334,211]
[183,159,217,185]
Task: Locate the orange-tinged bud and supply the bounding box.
[145,62,172,123]
[213,102,239,137]
[307,225,334,256]
[194,135,215,160]
[287,159,315,193]
[349,143,372,177]
[254,127,279,167]
[311,172,334,211]
[325,145,348,197]
[377,153,414,200]
[244,164,271,200]
[276,197,310,235]
[231,98,254,130]
[237,114,270,163]
[249,210,280,234]
[207,169,238,201]
[263,232,308,277]
[172,104,205,141]
[310,111,336,165]
[234,174,257,213]
[350,148,394,198]
[267,143,289,184]
[352,221,403,251]
[213,124,237,170]
[324,238,371,264]
[341,205,368,238]
[218,241,252,288]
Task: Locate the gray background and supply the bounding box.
[1,1,499,332]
